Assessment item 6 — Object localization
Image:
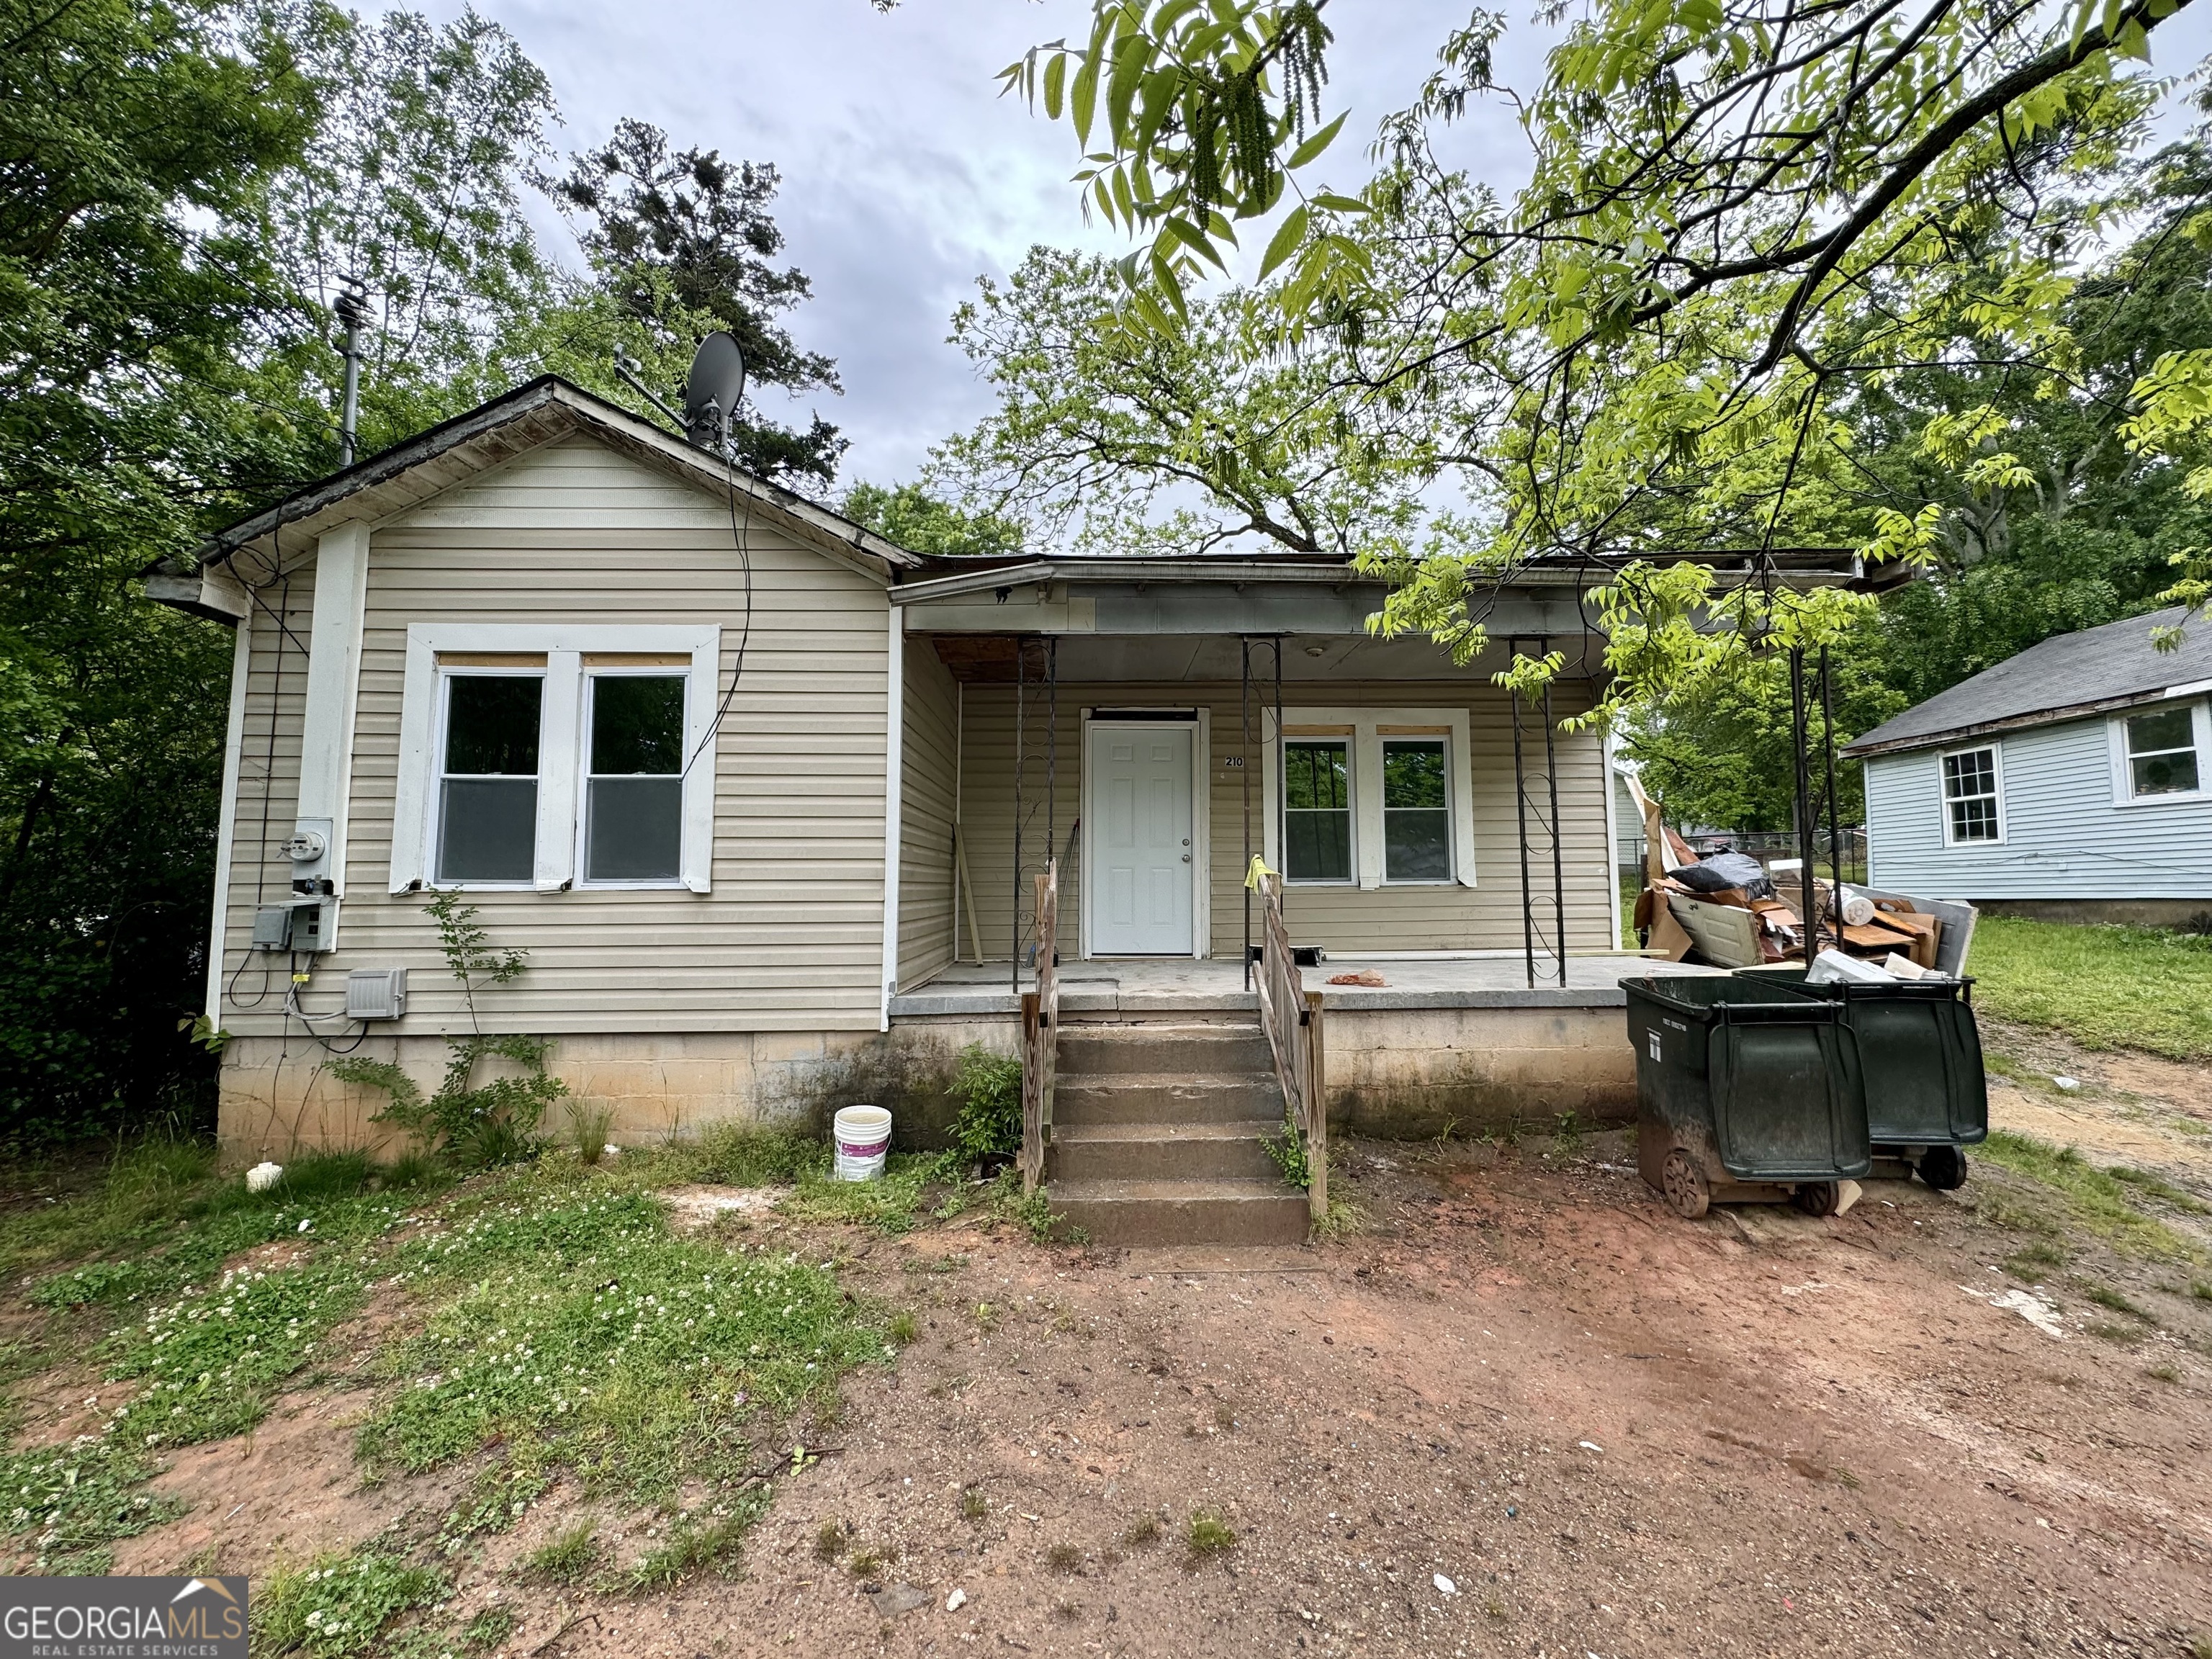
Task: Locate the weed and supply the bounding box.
[526,1522,600,1584]
[2187,1634,2212,1659]
[0,1435,177,1573]
[1263,1111,1310,1190]
[848,1547,888,1578]
[2085,1319,2145,1345]
[463,1606,520,1649]
[988,1173,1086,1244]
[972,1302,999,1332]
[781,1153,950,1236]
[2001,1241,2067,1282]
[2081,1283,2152,1320]
[1483,1593,1508,1621]
[1313,1195,1369,1241]
[814,1520,848,1561]
[1051,1599,1082,1622]
[1185,1511,1235,1561]
[960,1487,989,1523]
[1213,1402,1235,1431]
[949,1044,1023,1164]
[1045,1541,1083,1573]
[1549,1112,1585,1160]
[625,1499,767,1591]
[2194,1282,2212,1302]
[567,1101,619,1166]
[2108,1166,2212,1215]
[1975,1132,2200,1260]
[2146,1363,2182,1382]
[1122,1514,1161,1547]
[257,1548,443,1656]
[888,1310,920,1345]
[359,1182,888,1510]
[683,1126,820,1188]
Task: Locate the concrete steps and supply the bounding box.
[1046,1020,1307,1246]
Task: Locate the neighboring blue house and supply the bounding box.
[1843,607,2212,927]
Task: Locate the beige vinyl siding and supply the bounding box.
[215,433,892,1035]
[953,680,1614,958]
[896,642,959,990]
[218,565,316,1017]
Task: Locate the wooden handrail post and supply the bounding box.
[1304,989,1327,1222]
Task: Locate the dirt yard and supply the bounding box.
[67,1072,2212,1659]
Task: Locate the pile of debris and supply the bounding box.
[1624,777,1975,974]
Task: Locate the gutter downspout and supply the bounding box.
[879,608,905,1032]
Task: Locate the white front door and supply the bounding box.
[1090,725,1195,955]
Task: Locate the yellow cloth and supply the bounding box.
[1244,854,1277,891]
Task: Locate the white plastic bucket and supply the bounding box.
[832,1105,893,1182]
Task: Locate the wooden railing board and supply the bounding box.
[1019,860,1059,1195]
[1254,873,1327,1224]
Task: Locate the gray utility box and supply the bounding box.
[344,968,408,1021]
[252,898,336,953]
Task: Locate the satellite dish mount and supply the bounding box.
[682,332,747,454]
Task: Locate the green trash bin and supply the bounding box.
[1624,974,1871,1220]
[1736,966,1987,1190]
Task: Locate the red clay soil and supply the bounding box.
[109,1133,2203,1659]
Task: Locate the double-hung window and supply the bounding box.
[1941,746,2002,843]
[2121,705,2202,799]
[1283,739,1352,881]
[1270,711,1478,889]
[583,670,686,883]
[1381,739,1452,881]
[436,672,544,884]
[393,625,719,894]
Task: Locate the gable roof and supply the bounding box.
[175,375,925,582]
[1843,607,2212,758]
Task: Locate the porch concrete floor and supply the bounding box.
[889,951,1721,1017]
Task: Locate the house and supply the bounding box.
[147,376,1884,1238]
[1844,608,2212,927]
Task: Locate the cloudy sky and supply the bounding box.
[409,1,1550,487]
[416,1,2212,490]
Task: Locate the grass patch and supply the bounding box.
[2080,1282,2152,1320]
[1123,1513,1161,1547]
[1045,1541,1082,1572]
[1184,1510,1235,1563]
[256,1547,443,1656]
[1968,916,2212,1061]
[358,1176,889,1514]
[0,1435,178,1573]
[624,1498,768,1591]
[1974,1132,2201,1261]
[525,1521,600,1585]
[960,1487,988,1522]
[2002,1241,2067,1282]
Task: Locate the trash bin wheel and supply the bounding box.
[1660,1149,1710,1220]
[1791,1182,1841,1217]
[1917,1146,1968,1191]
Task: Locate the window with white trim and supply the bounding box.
[2122,705,2200,798]
[436,670,544,884]
[1381,739,1452,881]
[1941,746,2001,843]
[390,624,719,894]
[1283,739,1352,881]
[583,670,686,883]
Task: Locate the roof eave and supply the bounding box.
[1843,685,2198,757]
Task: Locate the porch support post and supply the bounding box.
[1013,637,1025,993]
[1272,636,1285,933]
[1820,645,1843,901]
[1511,640,1536,990]
[1241,637,1252,992]
[879,616,904,1031]
[1542,675,1567,988]
[1789,644,1817,963]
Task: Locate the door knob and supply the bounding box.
[1182,853,1192,863]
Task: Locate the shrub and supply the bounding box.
[949,1045,1022,1162]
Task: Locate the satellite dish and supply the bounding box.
[682,331,747,451]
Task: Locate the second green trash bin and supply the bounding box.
[1624,974,1871,1220]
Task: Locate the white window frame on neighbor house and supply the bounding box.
[1938,742,2005,846]
[1260,708,1478,891]
[2106,697,2211,806]
[390,624,719,894]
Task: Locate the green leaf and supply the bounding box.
[1310,192,1371,215]
[1285,110,1349,170]
[1259,204,1310,278]
[1163,215,1227,271]
[1071,48,1102,143]
[1043,51,1066,120]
